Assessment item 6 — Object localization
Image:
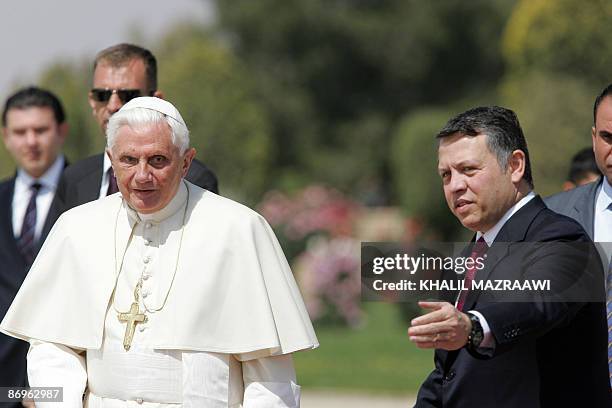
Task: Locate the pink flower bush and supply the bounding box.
[258,184,417,327]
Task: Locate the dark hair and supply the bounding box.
[567,147,600,184]
[2,86,66,127]
[593,83,612,124]
[436,106,534,188]
[93,43,157,92]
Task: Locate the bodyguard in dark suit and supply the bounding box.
[0,87,68,405]
[409,106,610,407]
[55,43,217,212]
[546,83,612,387]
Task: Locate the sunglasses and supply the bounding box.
[90,88,147,104]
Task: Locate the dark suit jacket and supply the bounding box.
[544,178,601,240]
[415,196,610,408]
[55,153,218,212]
[0,175,64,403]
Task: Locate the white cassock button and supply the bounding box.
[136,397,144,404]
[145,223,152,229]
[142,273,150,281]
[142,290,150,298]
[143,256,150,264]
[139,326,147,332]
[144,239,152,246]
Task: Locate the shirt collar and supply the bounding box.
[103,151,112,174]
[596,177,612,214]
[476,191,536,246]
[16,155,65,190]
[125,181,188,224]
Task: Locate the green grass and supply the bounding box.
[294,302,434,394]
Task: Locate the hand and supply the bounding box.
[407,301,472,350]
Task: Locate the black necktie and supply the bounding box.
[107,167,119,195]
[17,182,42,264]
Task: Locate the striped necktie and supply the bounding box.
[107,167,119,195]
[457,237,488,311]
[17,182,42,265]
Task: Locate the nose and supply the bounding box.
[448,172,467,194]
[107,93,124,114]
[134,161,152,183]
[25,130,38,147]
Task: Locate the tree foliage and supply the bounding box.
[158,25,273,202]
[503,0,612,86]
[390,108,464,239]
[39,62,102,162]
[214,0,514,197]
[500,0,606,194]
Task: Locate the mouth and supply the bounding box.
[25,150,42,160]
[132,188,157,198]
[454,199,473,213]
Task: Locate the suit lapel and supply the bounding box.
[38,159,71,248]
[571,179,600,239]
[461,196,547,311]
[0,178,27,270]
[439,197,548,371]
[77,166,103,204]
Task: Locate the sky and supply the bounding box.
[0,0,214,98]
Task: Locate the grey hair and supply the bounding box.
[106,107,190,154]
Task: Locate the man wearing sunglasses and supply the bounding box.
[55,43,218,211]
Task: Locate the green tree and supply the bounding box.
[390,108,464,239]
[157,25,273,203]
[39,61,102,162]
[500,72,594,196]
[503,0,612,86]
[214,0,515,198]
[500,0,605,194]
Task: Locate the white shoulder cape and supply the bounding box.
[1,182,318,355]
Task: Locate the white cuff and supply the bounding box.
[27,341,87,408]
[243,381,301,408]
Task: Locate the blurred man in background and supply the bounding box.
[562,147,601,191]
[55,43,218,212]
[0,87,68,405]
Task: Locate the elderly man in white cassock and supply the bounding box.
[0,97,318,407]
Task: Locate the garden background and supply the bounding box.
[1,0,610,399]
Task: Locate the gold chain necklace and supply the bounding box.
[110,182,190,350]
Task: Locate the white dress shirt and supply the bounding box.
[594,177,612,243]
[98,152,113,199]
[12,155,64,241]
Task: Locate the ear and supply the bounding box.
[153,90,164,99]
[58,122,69,144]
[508,149,526,184]
[2,126,8,147]
[181,148,196,178]
[592,126,597,149]
[562,181,575,192]
[88,91,97,113]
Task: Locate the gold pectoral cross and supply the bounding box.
[118,302,147,351]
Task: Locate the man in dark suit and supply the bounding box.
[409,106,610,407]
[0,87,68,405]
[546,83,612,386]
[56,43,218,211]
